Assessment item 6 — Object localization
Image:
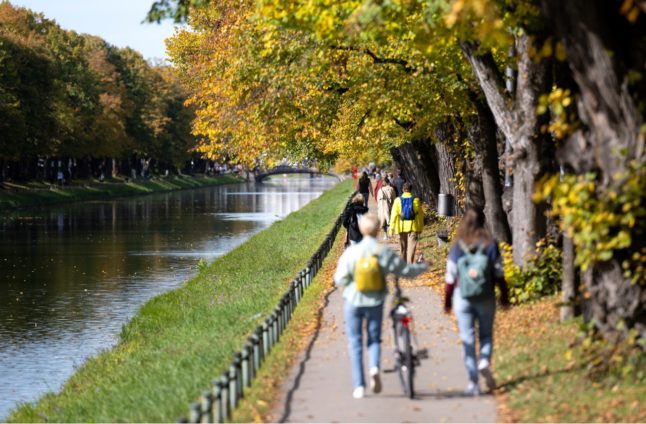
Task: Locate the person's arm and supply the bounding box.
[381,247,427,278]
[333,249,353,287]
[389,198,400,235]
[414,197,424,232]
[444,246,459,313]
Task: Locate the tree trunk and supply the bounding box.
[541,0,645,340]
[390,141,440,208]
[467,97,512,243]
[461,34,551,264]
[561,234,577,321]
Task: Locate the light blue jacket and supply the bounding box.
[334,236,427,307]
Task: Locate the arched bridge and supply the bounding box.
[254,165,340,182]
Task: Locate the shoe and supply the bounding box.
[478,359,497,392]
[383,234,388,241]
[353,386,365,399]
[464,381,480,397]
[369,367,382,394]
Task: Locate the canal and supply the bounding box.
[0,176,337,419]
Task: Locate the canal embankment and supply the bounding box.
[0,174,243,211]
[6,179,352,423]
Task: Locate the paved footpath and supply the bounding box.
[269,196,497,423]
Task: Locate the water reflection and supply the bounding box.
[0,176,337,419]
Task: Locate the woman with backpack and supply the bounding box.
[343,193,369,246]
[388,182,424,263]
[444,207,510,396]
[377,178,396,240]
[334,212,427,399]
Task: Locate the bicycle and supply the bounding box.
[388,273,428,399]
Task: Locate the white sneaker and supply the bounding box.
[353,386,365,399]
[478,359,496,392]
[369,367,382,394]
[464,381,480,396]
[383,234,388,240]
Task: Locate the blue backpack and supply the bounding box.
[456,241,491,298]
[400,196,416,220]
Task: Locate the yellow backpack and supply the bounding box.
[355,253,384,292]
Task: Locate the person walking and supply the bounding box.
[391,172,405,197]
[343,193,369,246]
[388,182,424,263]
[357,172,372,208]
[334,212,427,399]
[444,207,510,396]
[377,178,396,240]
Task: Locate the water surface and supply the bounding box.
[0,176,337,418]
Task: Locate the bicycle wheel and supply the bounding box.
[395,321,415,398]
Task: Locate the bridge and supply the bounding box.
[253,165,339,182]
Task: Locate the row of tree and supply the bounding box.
[0,2,197,181]
[156,0,645,342]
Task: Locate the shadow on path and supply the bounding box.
[278,286,338,423]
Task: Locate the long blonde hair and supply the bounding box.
[454,207,492,247]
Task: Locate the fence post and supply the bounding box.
[200,391,212,423]
[262,321,269,357]
[219,375,229,421]
[189,401,201,423]
[234,352,243,400]
[241,344,251,388]
[212,379,222,424]
[228,364,237,410]
[254,326,263,365]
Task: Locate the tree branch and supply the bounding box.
[459,41,516,143]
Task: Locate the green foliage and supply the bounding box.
[0,2,196,166]
[500,239,563,304]
[536,161,646,285]
[575,322,646,384]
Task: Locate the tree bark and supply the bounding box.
[461,35,551,264]
[390,141,440,208]
[561,234,577,321]
[467,97,512,243]
[541,0,645,340]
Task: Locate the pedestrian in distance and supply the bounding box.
[388,182,424,263]
[377,177,397,240]
[343,193,369,246]
[334,212,428,399]
[391,172,405,197]
[358,171,372,208]
[444,207,510,396]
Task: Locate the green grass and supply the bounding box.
[0,174,243,211]
[495,297,646,422]
[231,230,345,423]
[7,179,353,423]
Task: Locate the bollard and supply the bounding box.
[200,391,212,424]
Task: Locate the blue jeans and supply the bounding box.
[453,291,496,383]
[344,302,384,388]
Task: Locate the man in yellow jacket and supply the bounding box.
[388,182,424,263]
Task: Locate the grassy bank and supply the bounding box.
[495,298,645,422]
[7,179,353,423]
[0,174,243,211]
